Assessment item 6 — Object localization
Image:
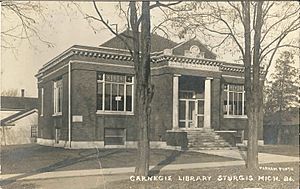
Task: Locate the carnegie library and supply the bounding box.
[36,31,263,149]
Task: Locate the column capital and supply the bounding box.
[206,77,213,80]
[174,74,182,77]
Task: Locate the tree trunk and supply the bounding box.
[244,1,263,169]
[247,108,259,169]
[130,1,152,176]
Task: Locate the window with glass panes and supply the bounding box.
[97,72,134,113]
[53,79,63,114]
[223,84,245,116]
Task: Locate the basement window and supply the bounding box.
[104,128,126,145]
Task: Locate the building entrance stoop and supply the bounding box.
[186,129,236,150]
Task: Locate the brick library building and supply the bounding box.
[36,31,263,149]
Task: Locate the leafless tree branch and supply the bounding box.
[1,1,54,49]
[149,1,182,10]
[92,1,133,56]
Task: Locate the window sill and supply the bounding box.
[96,110,134,116]
[52,112,62,117]
[224,115,247,119]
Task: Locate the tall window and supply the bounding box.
[40,88,44,116]
[53,79,63,115]
[224,84,245,117]
[97,72,134,113]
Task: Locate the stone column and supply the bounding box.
[172,74,180,130]
[204,77,212,128]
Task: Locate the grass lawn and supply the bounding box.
[238,145,299,157]
[1,144,238,174]
[107,162,299,189]
[259,145,299,157]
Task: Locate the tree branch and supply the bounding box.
[149,1,182,10]
[92,1,133,56]
[260,6,299,44]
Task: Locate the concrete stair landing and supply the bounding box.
[187,129,235,150]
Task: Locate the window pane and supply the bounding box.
[229,92,234,115]
[118,84,124,111]
[97,83,103,110]
[97,73,104,80]
[54,79,63,114]
[179,122,185,128]
[237,93,243,115]
[224,84,245,116]
[224,84,228,90]
[111,84,118,111]
[126,76,133,83]
[98,73,134,113]
[97,83,103,94]
[179,91,194,99]
[188,101,195,121]
[179,100,186,120]
[233,92,237,115]
[105,73,125,83]
[223,92,228,115]
[54,87,56,113]
[105,83,111,110]
[126,85,132,111]
[58,87,62,112]
[198,100,204,114]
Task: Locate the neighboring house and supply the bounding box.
[264,108,299,145]
[36,31,264,149]
[0,95,38,145]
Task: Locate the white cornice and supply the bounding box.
[36,46,246,79]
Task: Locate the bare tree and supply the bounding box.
[1,1,54,51]
[86,1,180,176]
[167,1,299,169]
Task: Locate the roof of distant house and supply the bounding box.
[100,30,178,53]
[0,108,38,126]
[100,30,217,59]
[0,96,38,111]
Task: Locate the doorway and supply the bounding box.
[178,76,205,129]
[179,91,204,129]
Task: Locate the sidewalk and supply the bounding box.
[1,150,298,182]
[196,149,299,163]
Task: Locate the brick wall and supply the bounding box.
[150,73,173,141]
[71,69,97,141]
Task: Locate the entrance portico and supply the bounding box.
[172,75,212,130]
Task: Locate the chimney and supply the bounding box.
[21,89,25,97]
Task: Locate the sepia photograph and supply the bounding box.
[1,1,299,189]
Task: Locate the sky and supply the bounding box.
[1,2,179,97]
[1,2,299,98]
[1,2,116,97]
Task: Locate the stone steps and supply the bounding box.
[186,129,232,150]
[189,146,237,150]
[189,141,230,145]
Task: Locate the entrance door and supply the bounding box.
[179,91,204,129]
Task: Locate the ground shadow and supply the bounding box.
[148,150,184,176]
[0,148,122,187]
